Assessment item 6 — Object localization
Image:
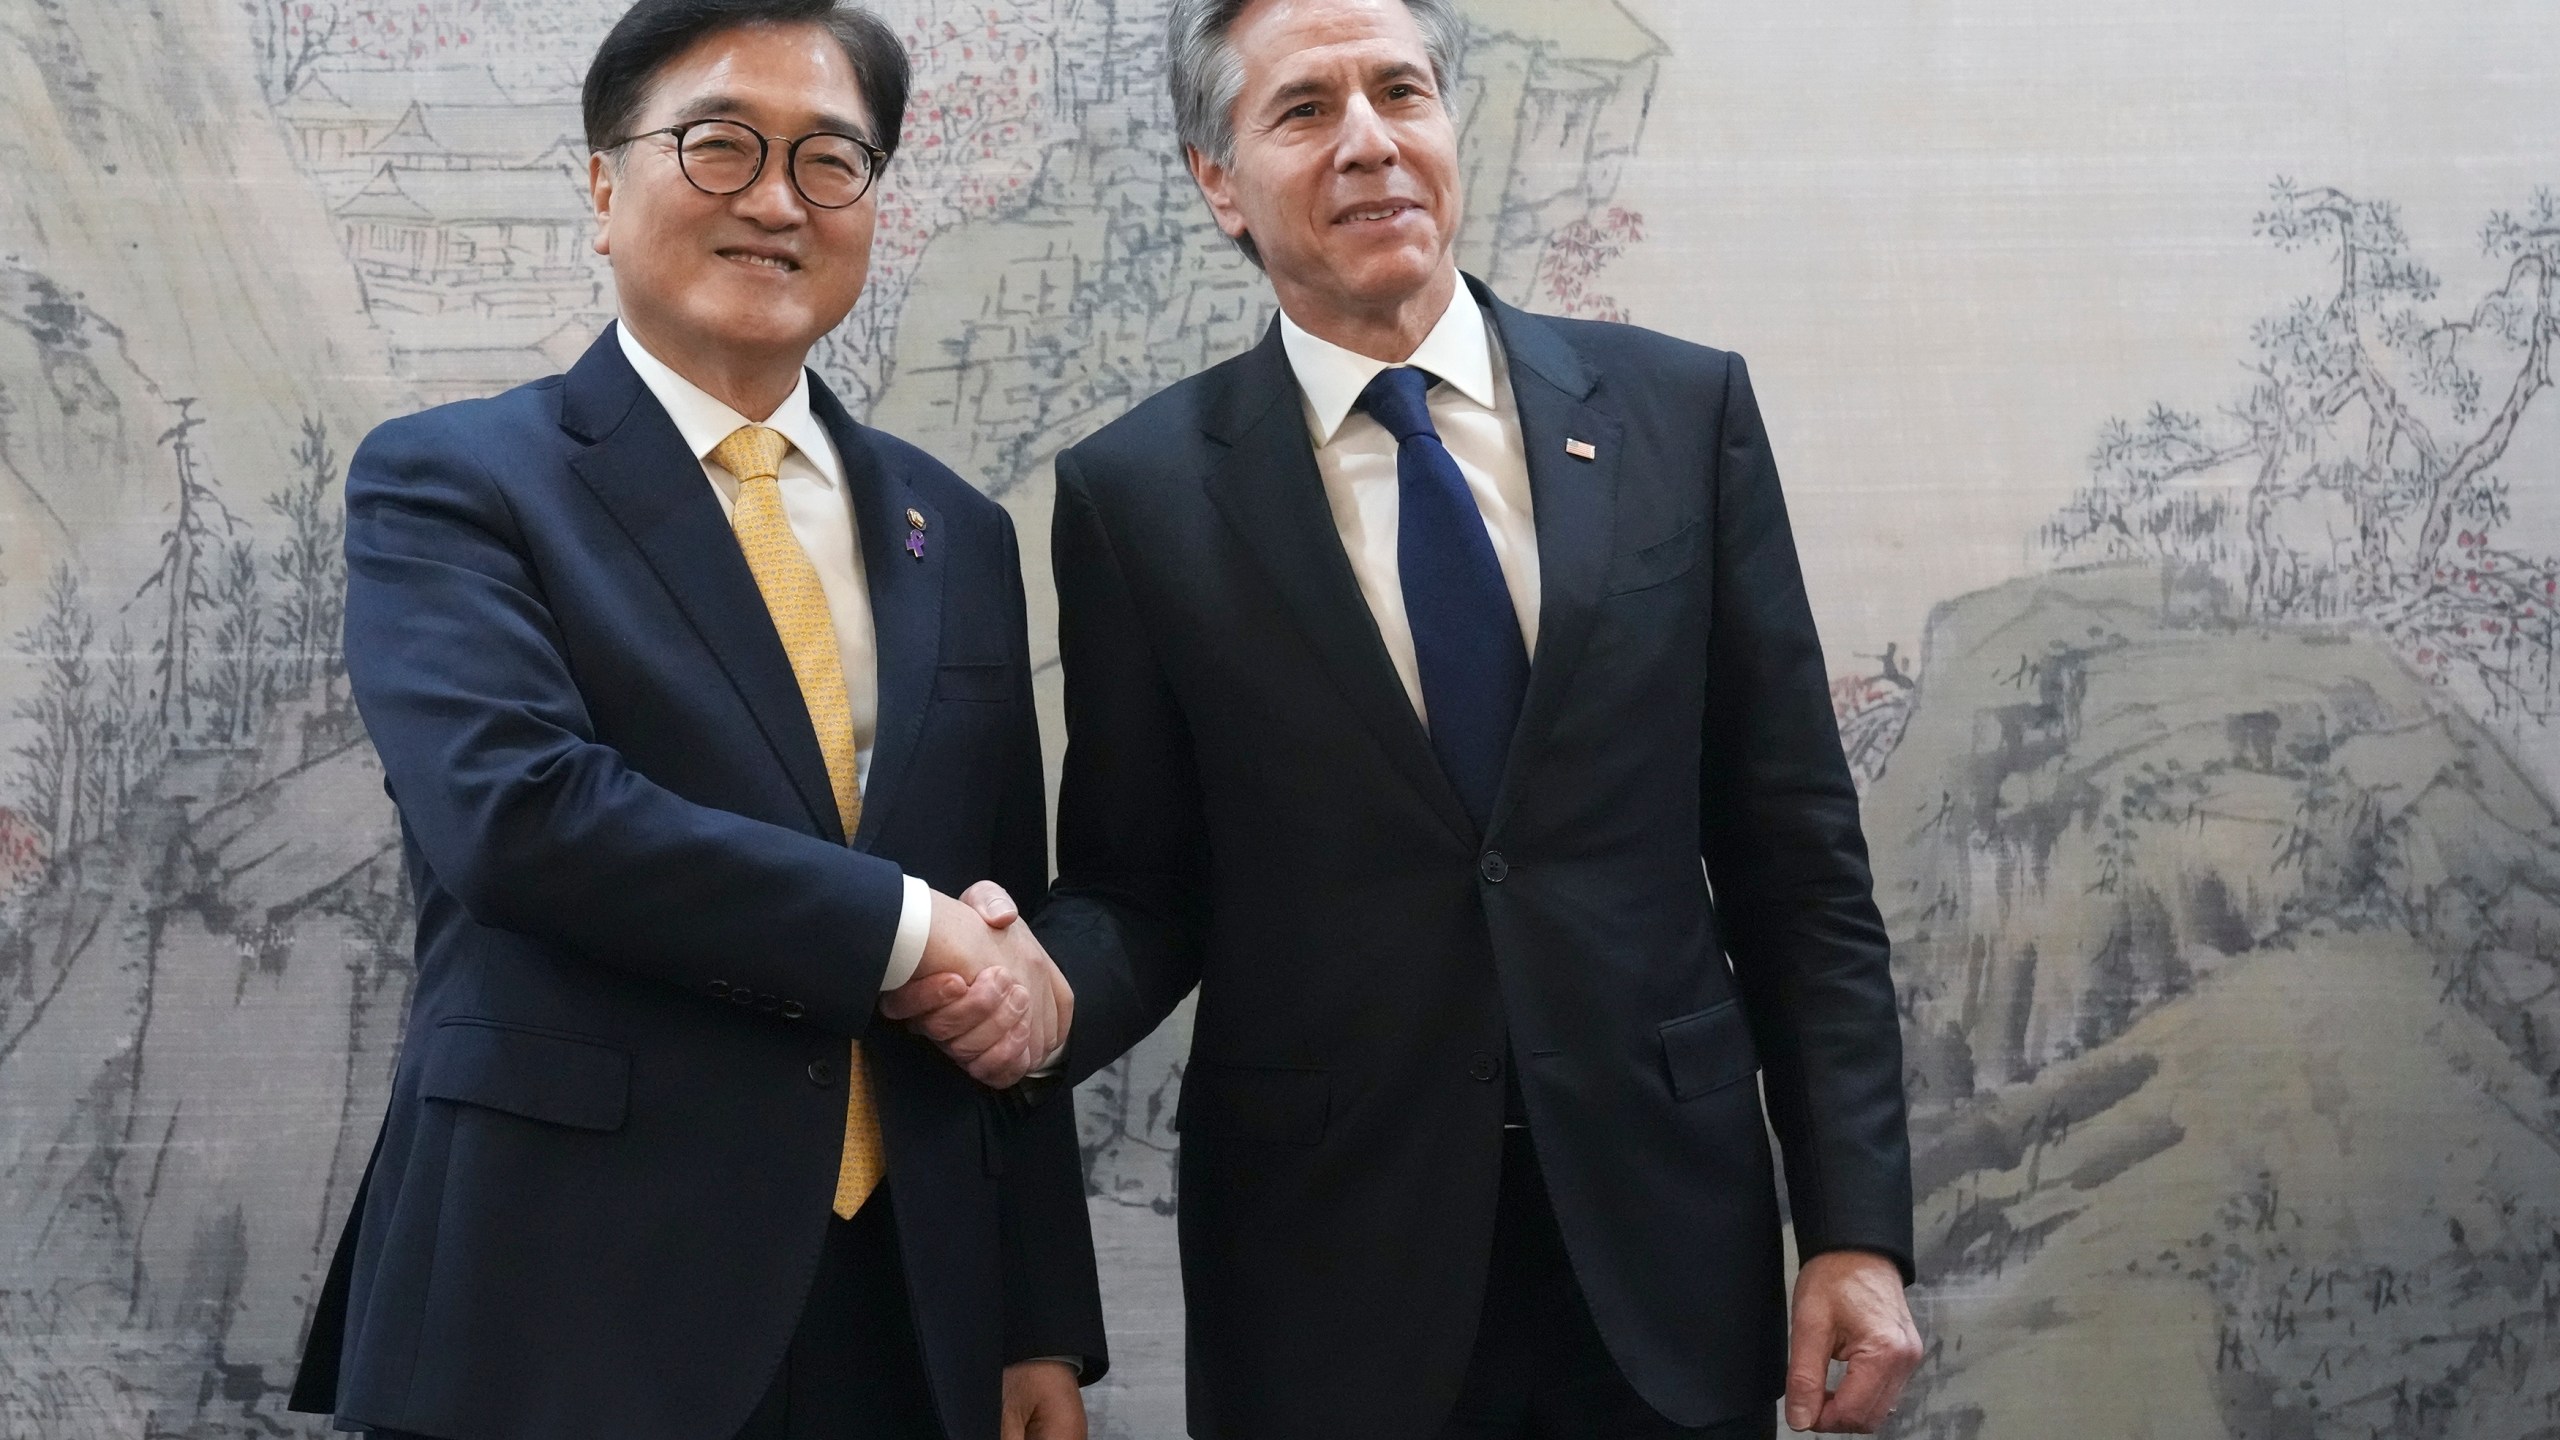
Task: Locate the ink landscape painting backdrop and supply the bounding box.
[1,0,2555,1435]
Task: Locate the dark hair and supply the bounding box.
[583,0,911,158]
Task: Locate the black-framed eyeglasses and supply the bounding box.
[607,118,888,210]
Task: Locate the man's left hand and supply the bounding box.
[1002,1359,1085,1440]
[1783,1249,1920,1433]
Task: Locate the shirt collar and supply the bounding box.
[1278,277,1500,446]
[615,322,839,487]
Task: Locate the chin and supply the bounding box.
[1334,250,1443,307]
[688,304,816,353]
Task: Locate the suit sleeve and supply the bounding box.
[343,413,907,1035]
[1695,355,1916,1283]
[986,506,1110,1378]
[1032,447,1216,1084]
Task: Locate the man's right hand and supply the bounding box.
[879,881,1072,1087]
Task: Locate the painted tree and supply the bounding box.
[1530,207,1648,324]
[270,416,347,700]
[83,629,154,833]
[197,539,273,746]
[136,400,240,737]
[2047,180,2560,720]
[12,564,95,859]
[248,0,485,101]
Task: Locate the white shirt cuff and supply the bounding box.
[880,874,932,990]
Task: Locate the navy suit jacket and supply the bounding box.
[289,326,1105,1440]
[1036,278,1913,1439]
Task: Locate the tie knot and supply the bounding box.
[1356,365,1441,445]
[711,424,790,485]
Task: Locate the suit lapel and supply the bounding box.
[811,377,943,850]
[1201,323,1476,845]
[1477,283,1623,837]
[562,325,848,845]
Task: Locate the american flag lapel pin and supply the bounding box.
[1565,438,1598,461]
[905,506,928,560]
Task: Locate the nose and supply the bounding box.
[1333,92,1398,171]
[731,137,809,227]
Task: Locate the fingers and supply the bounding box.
[991,923,1072,1059]
[1783,1287,1836,1432]
[1789,1251,1922,1433]
[1815,1355,1901,1433]
[945,971,1034,1059]
[961,879,1020,928]
[879,970,968,1022]
[1045,955,1074,1053]
[1814,1318,1921,1433]
[1004,1360,1085,1440]
[896,967,1019,1042]
[965,1032,1037,1089]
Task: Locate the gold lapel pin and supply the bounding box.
[1565,438,1598,461]
[904,507,928,561]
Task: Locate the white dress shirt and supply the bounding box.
[618,324,933,989]
[1278,279,1541,727]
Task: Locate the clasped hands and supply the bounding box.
[881,881,1070,1088]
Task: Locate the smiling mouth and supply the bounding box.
[719,249,801,272]
[1337,202,1420,225]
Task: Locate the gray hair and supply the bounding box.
[1166,0,1466,267]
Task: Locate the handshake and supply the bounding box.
[879,882,1071,1088]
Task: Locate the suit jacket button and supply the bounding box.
[1478,851,1509,883]
[709,980,731,998]
[807,1058,837,1087]
[1468,1051,1501,1082]
[782,1000,806,1020]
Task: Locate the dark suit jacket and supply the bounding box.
[1035,277,1912,1439]
[289,326,1106,1440]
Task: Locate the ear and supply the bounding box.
[588,150,616,258]
[1185,145,1251,245]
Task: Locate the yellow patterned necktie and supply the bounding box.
[710,423,885,1219]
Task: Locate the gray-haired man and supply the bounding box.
[1004,0,1921,1434]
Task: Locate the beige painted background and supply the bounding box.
[1,1,2555,1437]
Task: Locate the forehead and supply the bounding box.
[1226,0,1433,88]
[638,21,873,131]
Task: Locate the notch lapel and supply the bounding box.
[1201,325,1476,846]
[561,326,848,844]
[811,377,942,851]
[1477,283,1623,837]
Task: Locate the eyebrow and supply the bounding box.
[1263,61,1431,112]
[663,93,874,141]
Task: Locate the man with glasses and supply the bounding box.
[287,4,1103,1438]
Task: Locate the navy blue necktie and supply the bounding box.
[1358,365,1530,831]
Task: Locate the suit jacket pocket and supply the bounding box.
[1659,1000,1758,1101]
[417,1018,631,1132]
[1173,1061,1329,1147]
[933,661,1015,703]
[1604,518,1703,596]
